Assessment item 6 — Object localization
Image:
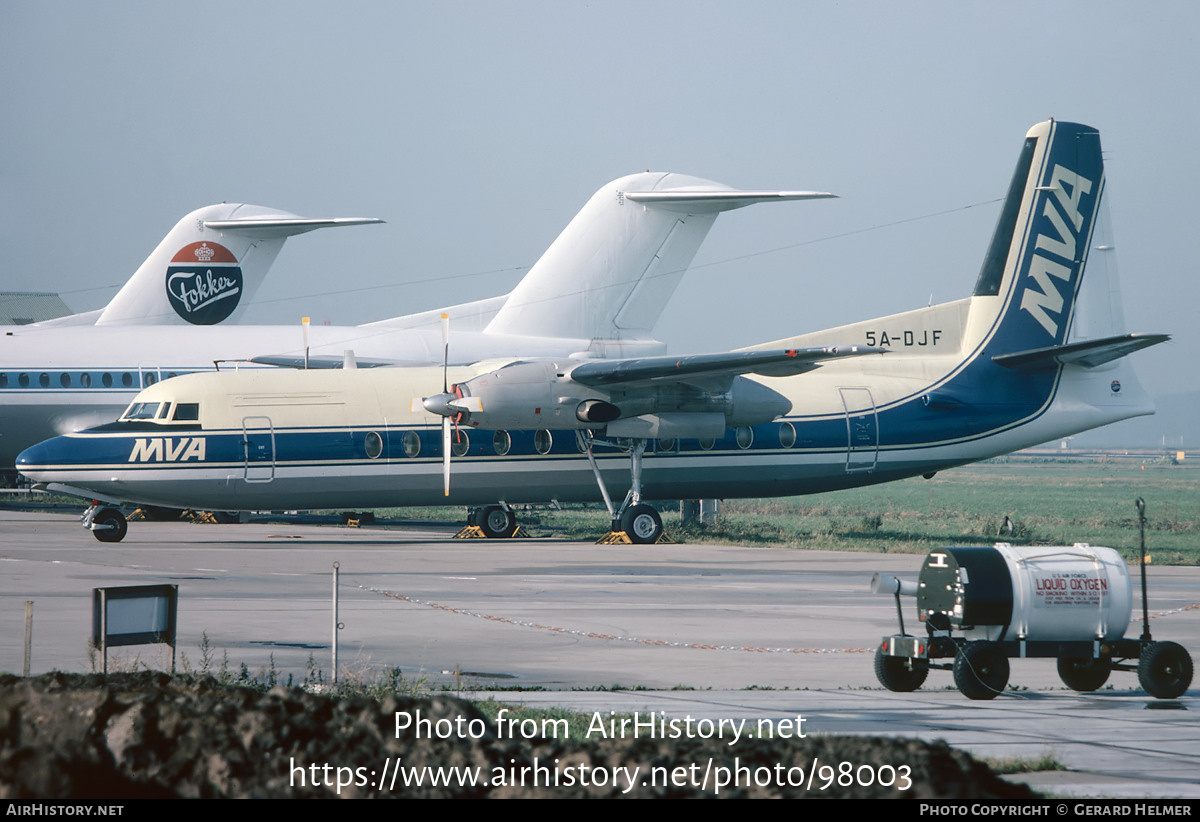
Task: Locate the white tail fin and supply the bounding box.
[484,173,833,341]
[81,204,381,327]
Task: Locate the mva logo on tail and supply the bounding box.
[1010,122,1104,345]
[1020,163,1096,338]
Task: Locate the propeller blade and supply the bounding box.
[442,417,451,497]
[441,312,450,393]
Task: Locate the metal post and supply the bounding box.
[23,601,33,676]
[583,437,615,518]
[100,589,108,676]
[332,562,340,684]
[1136,498,1151,642]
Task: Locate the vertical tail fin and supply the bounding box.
[961,120,1164,433]
[89,205,381,326]
[969,120,1107,352]
[484,173,833,343]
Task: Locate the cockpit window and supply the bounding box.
[123,402,162,420]
[173,403,200,421]
[157,403,172,419]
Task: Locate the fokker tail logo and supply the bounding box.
[165,241,243,325]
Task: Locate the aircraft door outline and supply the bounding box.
[839,387,878,473]
[242,416,276,482]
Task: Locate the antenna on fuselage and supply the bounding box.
[302,317,311,370]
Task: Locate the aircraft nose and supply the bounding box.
[16,438,54,474]
[16,435,73,479]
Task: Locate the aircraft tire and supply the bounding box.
[1138,641,1193,699]
[93,509,128,543]
[1056,656,1111,692]
[952,641,1009,700]
[874,647,928,692]
[620,504,662,544]
[478,505,517,539]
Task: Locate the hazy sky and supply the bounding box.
[3,2,1196,420]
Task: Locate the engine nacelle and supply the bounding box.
[450,359,793,433]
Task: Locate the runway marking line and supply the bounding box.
[366,585,871,654]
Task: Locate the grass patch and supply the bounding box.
[982,752,1068,774]
[362,460,1200,564]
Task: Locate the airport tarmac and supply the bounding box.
[1,508,1197,798]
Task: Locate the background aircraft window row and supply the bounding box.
[0,370,189,390]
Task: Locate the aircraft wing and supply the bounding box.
[248,354,401,370]
[569,345,884,387]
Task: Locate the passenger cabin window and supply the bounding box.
[173,403,200,421]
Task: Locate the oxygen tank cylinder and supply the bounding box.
[916,543,1132,642]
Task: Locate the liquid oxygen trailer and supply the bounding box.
[870,501,1192,700]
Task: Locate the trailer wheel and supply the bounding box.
[953,641,1009,700]
[874,647,928,692]
[1138,641,1193,699]
[1057,657,1111,692]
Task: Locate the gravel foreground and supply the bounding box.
[0,672,1037,799]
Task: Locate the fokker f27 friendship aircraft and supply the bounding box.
[0,178,827,479]
[19,121,1168,543]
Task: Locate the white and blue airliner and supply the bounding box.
[18,121,1167,543]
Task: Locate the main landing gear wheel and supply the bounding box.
[1056,656,1112,692]
[620,504,663,544]
[874,647,928,692]
[92,508,128,543]
[953,641,1010,700]
[1138,641,1193,699]
[478,505,517,539]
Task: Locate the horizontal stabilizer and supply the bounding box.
[625,190,835,213]
[570,345,884,387]
[203,216,384,239]
[992,333,1169,370]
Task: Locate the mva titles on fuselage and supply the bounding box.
[17,120,1168,543]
